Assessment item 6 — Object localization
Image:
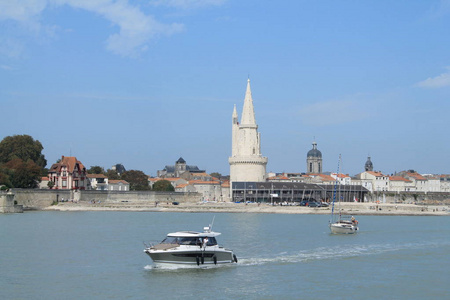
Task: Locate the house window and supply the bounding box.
[75,180,79,187]
[62,180,67,187]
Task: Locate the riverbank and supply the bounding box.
[43,201,450,216]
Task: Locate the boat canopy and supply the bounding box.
[167,231,221,238]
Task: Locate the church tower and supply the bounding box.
[365,156,373,171]
[229,79,268,183]
[306,141,322,174]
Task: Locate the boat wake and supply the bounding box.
[237,240,448,266]
[144,263,234,271]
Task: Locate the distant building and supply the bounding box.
[157,157,204,178]
[112,164,126,176]
[39,177,49,189]
[48,156,88,190]
[306,141,322,174]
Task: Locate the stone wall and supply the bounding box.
[365,191,450,204]
[0,192,23,213]
[11,189,202,209]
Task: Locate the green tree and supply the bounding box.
[0,135,47,168]
[121,170,150,191]
[88,166,105,174]
[152,179,175,192]
[210,172,222,179]
[105,169,120,180]
[0,135,46,188]
[4,158,42,188]
[47,181,55,189]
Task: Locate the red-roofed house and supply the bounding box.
[108,180,129,191]
[48,156,87,190]
[86,174,108,191]
[356,171,389,192]
[388,176,414,192]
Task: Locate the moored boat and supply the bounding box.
[144,223,237,266]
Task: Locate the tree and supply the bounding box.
[88,166,105,174]
[210,172,222,179]
[0,135,46,188]
[0,135,46,168]
[152,179,175,192]
[121,170,150,191]
[47,181,55,189]
[4,158,41,188]
[105,169,120,180]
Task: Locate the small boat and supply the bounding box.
[144,222,237,266]
[329,216,358,234]
[329,155,359,234]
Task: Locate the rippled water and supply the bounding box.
[1,212,449,299]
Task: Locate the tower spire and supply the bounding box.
[240,78,256,127]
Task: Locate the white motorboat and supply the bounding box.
[144,224,237,266]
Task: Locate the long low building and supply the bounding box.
[231,182,369,203]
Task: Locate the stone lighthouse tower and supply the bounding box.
[229,79,268,183]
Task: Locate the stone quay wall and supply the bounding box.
[365,191,450,204]
[11,189,202,210]
[0,192,23,213]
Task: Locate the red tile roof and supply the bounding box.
[389,176,411,182]
[109,180,129,184]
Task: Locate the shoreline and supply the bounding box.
[42,201,450,216]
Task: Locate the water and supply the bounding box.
[1,212,449,300]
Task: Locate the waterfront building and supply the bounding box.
[388,176,413,192]
[86,174,108,191]
[108,180,129,191]
[229,79,268,183]
[356,171,389,192]
[48,156,88,190]
[306,141,322,174]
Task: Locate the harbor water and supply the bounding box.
[1,211,449,299]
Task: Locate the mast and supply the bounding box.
[330,154,341,222]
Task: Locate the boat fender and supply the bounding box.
[213,255,217,265]
[201,256,205,264]
[196,256,200,266]
[233,254,238,263]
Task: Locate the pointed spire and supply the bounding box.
[240,78,256,126]
[232,104,238,124]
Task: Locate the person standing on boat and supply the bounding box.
[202,237,209,248]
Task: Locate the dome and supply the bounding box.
[307,142,322,158]
[365,156,373,171]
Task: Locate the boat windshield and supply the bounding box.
[160,236,218,246]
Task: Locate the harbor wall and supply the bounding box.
[11,189,202,210]
[0,192,23,213]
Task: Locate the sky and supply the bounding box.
[1,0,450,177]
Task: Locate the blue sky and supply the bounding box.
[1,0,449,177]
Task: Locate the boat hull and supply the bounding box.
[329,222,358,234]
[144,248,237,265]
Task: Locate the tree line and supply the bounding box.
[0,134,173,191]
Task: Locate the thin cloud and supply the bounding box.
[298,98,367,127]
[416,68,450,88]
[0,64,14,70]
[0,0,185,57]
